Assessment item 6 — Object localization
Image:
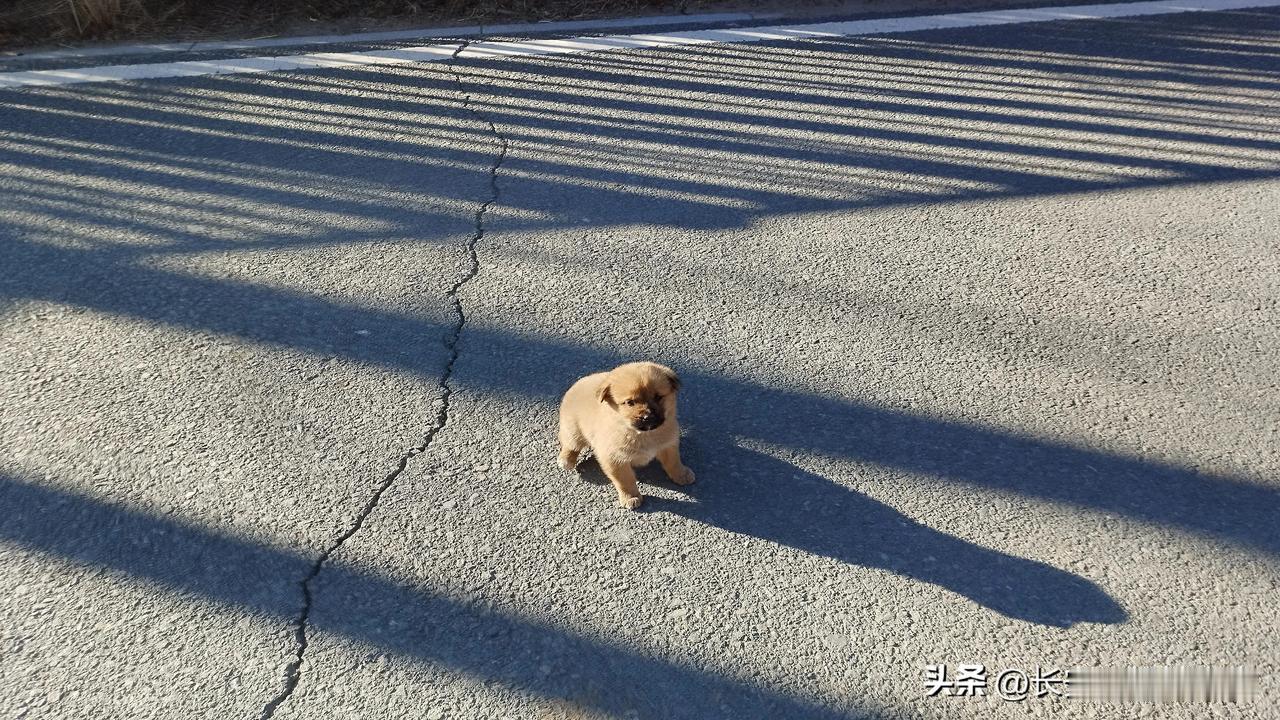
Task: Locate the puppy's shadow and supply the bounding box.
[588,434,1125,628]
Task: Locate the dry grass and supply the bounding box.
[67,0,124,34]
[0,0,692,50]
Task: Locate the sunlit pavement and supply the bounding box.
[2,6,1278,719]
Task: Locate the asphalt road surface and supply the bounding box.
[2,5,1279,719]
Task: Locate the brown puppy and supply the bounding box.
[558,361,695,509]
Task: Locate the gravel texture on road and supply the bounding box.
[2,6,1278,719]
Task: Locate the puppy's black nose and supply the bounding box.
[634,412,663,431]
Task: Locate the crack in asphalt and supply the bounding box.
[257,40,509,720]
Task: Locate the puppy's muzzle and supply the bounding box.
[633,412,664,432]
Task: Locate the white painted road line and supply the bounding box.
[10,12,767,63]
[2,0,1278,90]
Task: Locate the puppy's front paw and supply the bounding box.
[672,466,696,486]
[617,494,644,510]
[557,449,579,473]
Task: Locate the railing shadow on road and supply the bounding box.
[3,7,1280,705]
[0,68,489,259]
[0,473,874,719]
[3,10,1279,260]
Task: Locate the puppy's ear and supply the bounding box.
[597,382,614,405]
[658,364,681,392]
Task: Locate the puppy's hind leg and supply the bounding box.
[557,416,586,473]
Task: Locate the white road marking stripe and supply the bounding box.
[11,12,766,62]
[2,0,1277,90]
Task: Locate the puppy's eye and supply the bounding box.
[624,399,636,406]
[653,394,663,402]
